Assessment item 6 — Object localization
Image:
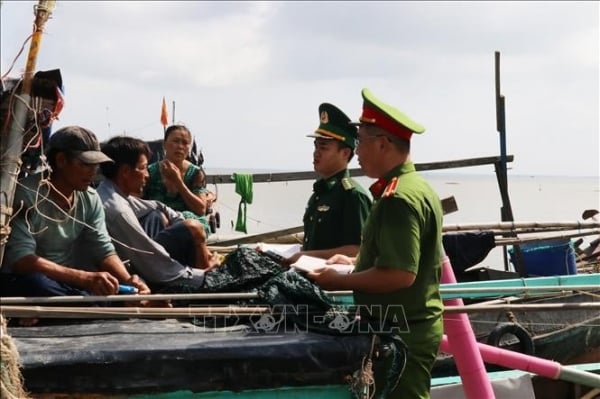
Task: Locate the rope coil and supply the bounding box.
[0,315,30,399]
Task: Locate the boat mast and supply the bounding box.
[0,0,56,265]
[494,51,515,223]
[493,51,523,275]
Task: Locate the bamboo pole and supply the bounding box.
[0,305,270,319]
[2,302,598,319]
[439,284,600,293]
[326,283,600,297]
[476,226,599,236]
[494,229,600,246]
[209,222,599,249]
[443,302,600,313]
[443,221,599,233]
[209,225,304,246]
[204,155,515,185]
[2,284,597,306]
[0,292,260,305]
[20,1,56,95]
[0,0,56,266]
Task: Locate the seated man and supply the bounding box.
[97,136,220,291]
[0,126,149,297]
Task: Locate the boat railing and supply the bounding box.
[204,154,514,184]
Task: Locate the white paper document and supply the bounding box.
[290,255,354,274]
[258,243,302,259]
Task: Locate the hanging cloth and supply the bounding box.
[232,173,253,233]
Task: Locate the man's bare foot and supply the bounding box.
[202,252,224,272]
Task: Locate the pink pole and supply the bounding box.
[441,255,495,399]
[439,337,561,379]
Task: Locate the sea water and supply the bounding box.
[206,170,599,271]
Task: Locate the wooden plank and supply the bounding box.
[206,155,514,184]
[211,196,457,247]
[210,225,304,246]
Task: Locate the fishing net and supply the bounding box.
[159,246,407,398]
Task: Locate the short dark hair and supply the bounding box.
[335,140,355,162]
[164,124,192,141]
[100,136,150,179]
[46,147,75,169]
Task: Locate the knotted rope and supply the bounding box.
[347,334,377,399]
[232,173,253,233]
[0,315,30,399]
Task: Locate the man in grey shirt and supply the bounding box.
[1,126,150,298]
[97,136,220,290]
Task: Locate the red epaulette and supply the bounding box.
[382,177,399,198]
[369,178,387,197]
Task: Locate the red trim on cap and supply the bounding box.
[360,105,413,140]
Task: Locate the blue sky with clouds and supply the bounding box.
[1,1,598,177]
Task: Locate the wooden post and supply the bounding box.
[0,0,56,266]
[495,51,525,276]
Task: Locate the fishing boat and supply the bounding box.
[1,3,599,399]
[2,271,599,398]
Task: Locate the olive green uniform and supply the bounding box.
[354,162,444,399]
[302,169,372,251]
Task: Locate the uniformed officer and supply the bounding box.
[307,89,444,399]
[291,103,372,262]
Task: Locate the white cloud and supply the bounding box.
[1,0,598,177]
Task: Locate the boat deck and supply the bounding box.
[8,318,372,395]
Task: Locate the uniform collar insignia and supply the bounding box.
[369,178,387,197]
[370,177,399,198]
[382,177,399,198]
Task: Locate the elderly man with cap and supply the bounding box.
[0,126,150,300]
[307,89,444,399]
[283,103,371,264]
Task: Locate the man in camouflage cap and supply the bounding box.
[286,103,371,263]
[308,89,443,399]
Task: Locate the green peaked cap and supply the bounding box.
[355,88,425,139]
[306,103,357,150]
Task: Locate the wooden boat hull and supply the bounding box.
[8,291,599,397]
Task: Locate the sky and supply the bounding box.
[1,1,599,177]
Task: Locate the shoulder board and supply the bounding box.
[341,177,355,191]
[382,177,399,198]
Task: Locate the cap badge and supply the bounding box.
[320,111,329,124]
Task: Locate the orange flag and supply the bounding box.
[160,97,168,127]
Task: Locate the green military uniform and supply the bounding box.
[354,162,443,399]
[304,102,372,251]
[303,169,371,250]
[352,89,444,399]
